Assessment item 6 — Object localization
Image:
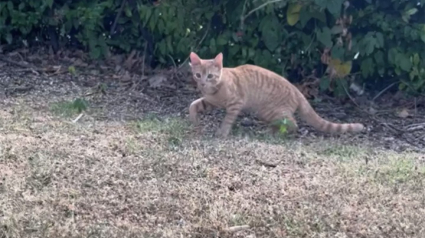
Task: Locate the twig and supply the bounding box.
[241,0,283,24]
[223,225,250,233]
[372,81,398,101]
[404,123,425,132]
[72,113,84,123]
[340,78,360,107]
[255,159,279,168]
[0,57,40,74]
[381,122,403,134]
[5,85,34,93]
[110,0,128,35]
[239,0,249,30]
[167,54,177,68]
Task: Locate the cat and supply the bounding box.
[188,52,365,138]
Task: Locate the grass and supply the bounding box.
[1,102,425,238]
[49,98,88,118]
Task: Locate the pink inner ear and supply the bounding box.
[214,52,223,66]
[189,52,201,65]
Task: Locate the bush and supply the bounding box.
[1,0,425,95]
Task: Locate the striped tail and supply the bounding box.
[297,97,364,133]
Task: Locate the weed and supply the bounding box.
[50,98,88,117]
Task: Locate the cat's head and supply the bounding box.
[189,52,223,90]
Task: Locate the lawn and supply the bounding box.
[1,96,424,238]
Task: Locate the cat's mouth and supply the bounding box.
[200,85,219,95]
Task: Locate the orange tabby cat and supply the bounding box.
[188,52,365,138]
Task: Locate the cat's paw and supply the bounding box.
[215,128,229,139]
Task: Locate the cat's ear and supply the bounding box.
[214,52,223,67]
[189,52,201,66]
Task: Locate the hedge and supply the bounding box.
[1,0,425,95]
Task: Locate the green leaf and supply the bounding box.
[334,79,348,98]
[72,98,88,113]
[388,48,398,65]
[361,58,375,78]
[89,46,101,59]
[395,68,401,75]
[46,0,53,8]
[331,46,345,60]
[360,35,376,56]
[314,0,327,8]
[314,0,343,16]
[420,25,425,43]
[325,0,343,16]
[228,45,240,58]
[209,38,216,53]
[412,53,420,66]
[310,10,327,23]
[299,8,313,28]
[331,25,344,35]
[286,3,302,26]
[166,37,173,54]
[409,69,417,80]
[375,32,384,48]
[242,47,247,58]
[397,52,412,72]
[261,16,281,51]
[125,7,132,17]
[316,27,332,48]
[216,35,227,46]
[319,77,331,91]
[158,40,167,55]
[258,50,272,67]
[253,49,263,65]
[248,48,255,58]
[148,14,156,31]
[373,51,384,66]
[405,8,418,16]
[7,1,13,10]
[177,38,189,53]
[157,18,165,33]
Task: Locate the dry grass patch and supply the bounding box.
[1,104,425,238]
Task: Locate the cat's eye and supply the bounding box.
[207,74,214,79]
[195,73,201,78]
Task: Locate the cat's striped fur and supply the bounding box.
[188,52,365,138]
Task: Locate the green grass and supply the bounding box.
[50,98,88,117]
[134,114,189,135]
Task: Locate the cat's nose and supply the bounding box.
[201,83,205,87]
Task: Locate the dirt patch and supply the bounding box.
[1,55,425,237]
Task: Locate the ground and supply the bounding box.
[1,51,425,238]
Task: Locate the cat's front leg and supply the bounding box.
[215,102,243,138]
[188,97,215,126]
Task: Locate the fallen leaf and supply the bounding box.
[397,108,410,118]
[148,74,168,88]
